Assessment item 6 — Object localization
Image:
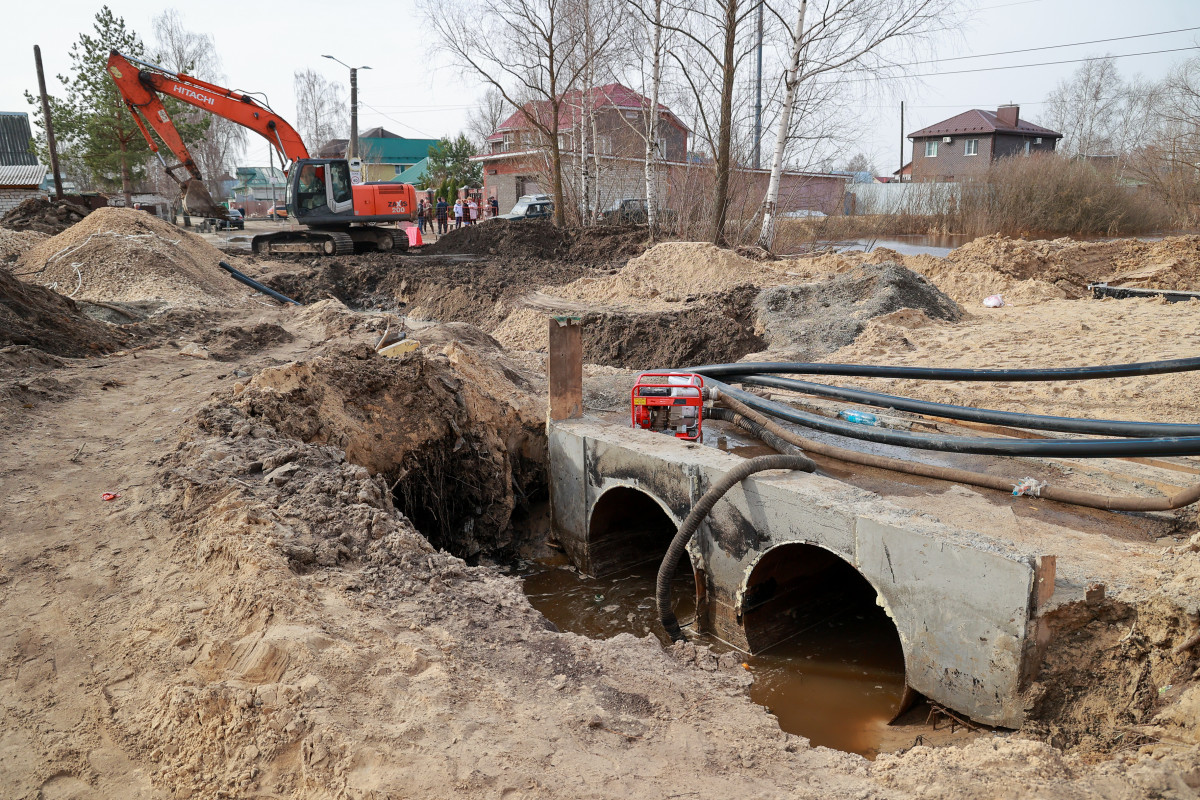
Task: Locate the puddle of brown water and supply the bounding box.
[519,557,906,757]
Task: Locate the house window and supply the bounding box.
[394,165,404,175]
[925,141,938,157]
[964,139,978,156]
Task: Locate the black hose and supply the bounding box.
[727,373,1200,438]
[218,261,303,306]
[706,378,1200,457]
[657,454,816,641]
[691,356,1200,383]
[706,406,812,455]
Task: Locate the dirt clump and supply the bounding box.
[16,207,235,307]
[0,268,127,356]
[0,195,91,235]
[1022,593,1200,758]
[228,328,546,558]
[422,219,651,264]
[0,227,48,262]
[553,241,791,306]
[753,262,961,360]
[199,322,295,362]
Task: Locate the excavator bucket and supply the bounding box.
[180,179,227,218]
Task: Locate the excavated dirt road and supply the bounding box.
[1,215,1199,798]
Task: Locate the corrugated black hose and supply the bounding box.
[657,453,816,641]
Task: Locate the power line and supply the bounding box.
[916,26,1200,66]
[358,102,437,138]
[904,46,1200,79]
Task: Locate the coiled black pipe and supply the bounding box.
[657,454,816,641]
[706,406,812,456]
[726,373,1200,438]
[706,378,1200,457]
[691,356,1200,383]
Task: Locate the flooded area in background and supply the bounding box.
[518,554,907,757]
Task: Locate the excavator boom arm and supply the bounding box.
[106,51,310,177]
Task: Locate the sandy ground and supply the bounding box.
[1,216,1199,798]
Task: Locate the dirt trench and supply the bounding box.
[227,338,548,560]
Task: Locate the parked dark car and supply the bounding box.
[225,208,245,229]
[600,198,676,226]
[498,197,553,221]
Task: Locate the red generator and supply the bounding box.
[631,372,704,441]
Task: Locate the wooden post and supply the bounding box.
[548,315,583,422]
[33,45,63,201]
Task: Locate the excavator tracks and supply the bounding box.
[251,230,355,256]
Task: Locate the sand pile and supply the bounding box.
[0,268,126,356]
[16,207,235,306]
[552,242,789,306]
[753,262,961,360]
[0,227,47,262]
[1105,235,1200,290]
[0,195,91,235]
[825,296,1200,423]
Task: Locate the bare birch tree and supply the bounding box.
[421,0,617,227]
[659,0,762,243]
[756,0,953,249]
[293,69,347,152]
[467,88,511,149]
[151,10,247,202]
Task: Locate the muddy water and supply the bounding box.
[519,556,906,757]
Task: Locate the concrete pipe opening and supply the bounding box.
[740,543,910,753]
[587,486,680,578]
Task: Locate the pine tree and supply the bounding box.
[426,135,483,189]
[49,7,150,205]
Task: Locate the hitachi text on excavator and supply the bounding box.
[106,50,416,256]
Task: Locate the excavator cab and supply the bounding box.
[288,159,354,220]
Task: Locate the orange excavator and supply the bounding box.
[106,50,416,255]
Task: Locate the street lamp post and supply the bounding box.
[323,55,371,159]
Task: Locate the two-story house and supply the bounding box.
[908,105,1062,182]
[474,83,848,218]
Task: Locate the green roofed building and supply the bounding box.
[389,157,429,187]
[316,128,438,183]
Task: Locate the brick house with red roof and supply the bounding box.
[908,105,1062,182]
[473,83,849,219]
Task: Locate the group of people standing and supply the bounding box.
[417,195,502,236]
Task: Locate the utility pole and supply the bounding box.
[899,100,905,182]
[33,45,63,200]
[753,0,764,170]
[349,67,359,158]
[324,55,371,159]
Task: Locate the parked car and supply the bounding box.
[225,208,245,230]
[600,198,677,226]
[498,197,553,221]
[270,204,288,220]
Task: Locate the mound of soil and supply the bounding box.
[553,241,789,306]
[16,207,234,307]
[423,220,651,264]
[0,227,48,262]
[229,339,546,558]
[260,252,597,325]
[0,195,91,235]
[199,323,294,362]
[755,262,962,359]
[0,268,126,356]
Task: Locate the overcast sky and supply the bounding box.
[2,0,1196,177]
